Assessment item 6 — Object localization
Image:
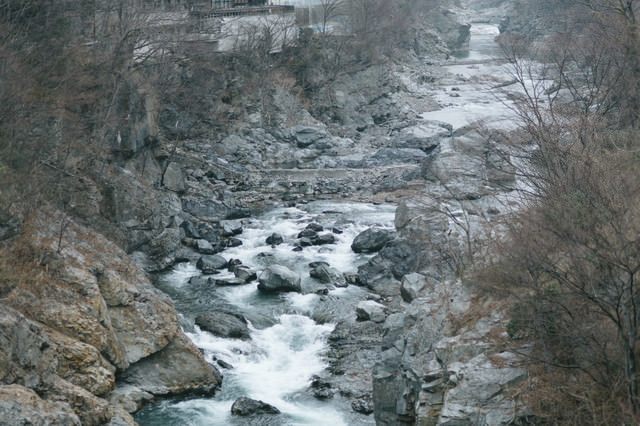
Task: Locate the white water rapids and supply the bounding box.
[135,202,396,425]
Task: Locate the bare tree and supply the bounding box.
[483,1,640,421]
[319,0,343,36]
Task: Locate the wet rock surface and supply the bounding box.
[351,228,396,254]
[230,397,281,416]
[195,311,250,339]
[257,265,302,293]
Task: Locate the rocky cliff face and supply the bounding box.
[0,209,220,424]
[498,0,577,39]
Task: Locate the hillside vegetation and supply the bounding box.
[487,0,640,422]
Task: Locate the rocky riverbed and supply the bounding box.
[0,0,535,424]
[136,3,530,425]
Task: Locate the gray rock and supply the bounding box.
[351,228,395,253]
[365,148,428,167]
[265,233,284,245]
[438,354,527,425]
[0,384,81,425]
[396,122,450,152]
[194,239,216,255]
[195,223,223,245]
[215,277,245,286]
[373,350,421,425]
[312,233,336,245]
[181,199,228,221]
[162,162,185,193]
[231,397,280,416]
[188,276,215,286]
[216,358,233,369]
[400,273,429,303]
[297,229,318,238]
[310,376,334,399]
[118,332,221,396]
[351,398,374,415]
[378,239,421,279]
[196,255,228,274]
[220,220,243,237]
[258,265,302,293]
[195,312,250,339]
[106,406,137,426]
[289,125,328,148]
[144,226,181,272]
[226,258,242,273]
[108,384,154,413]
[356,300,386,323]
[179,220,200,239]
[234,266,257,283]
[0,305,58,393]
[174,247,201,263]
[310,264,346,287]
[305,223,324,232]
[297,237,313,247]
[226,237,243,247]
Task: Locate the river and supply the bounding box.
[135,21,512,426]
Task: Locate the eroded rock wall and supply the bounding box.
[0,209,220,424]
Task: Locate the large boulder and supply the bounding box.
[162,162,185,193]
[351,228,395,253]
[0,210,217,422]
[220,220,243,237]
[231,397,280,416]
[438,353,527,425]
[5,211,181,371]
[195,312,250,339]
[287,125,329,148]
[0,305,120,425]
[356,301,386,323]
[310,264,347,287]
[257,265,301,293]
[196,255,228,274]
[194,239,216,255]
[265,233,284,246]
[117,332,221,397]
[400,273,429,303]
[234,266,257,283]
[312,233,336,246]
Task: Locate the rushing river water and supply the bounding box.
[136,23,509,426]
[135,202,396,425]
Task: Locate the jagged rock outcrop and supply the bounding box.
[0,209,220,423]
[0,384,81,425]
[366,200,530,425]
[116,332,221,397]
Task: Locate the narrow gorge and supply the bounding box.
[3,0,621,424]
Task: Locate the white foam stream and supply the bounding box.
[136,201,396,425]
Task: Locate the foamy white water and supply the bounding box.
[136,202,395,425]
